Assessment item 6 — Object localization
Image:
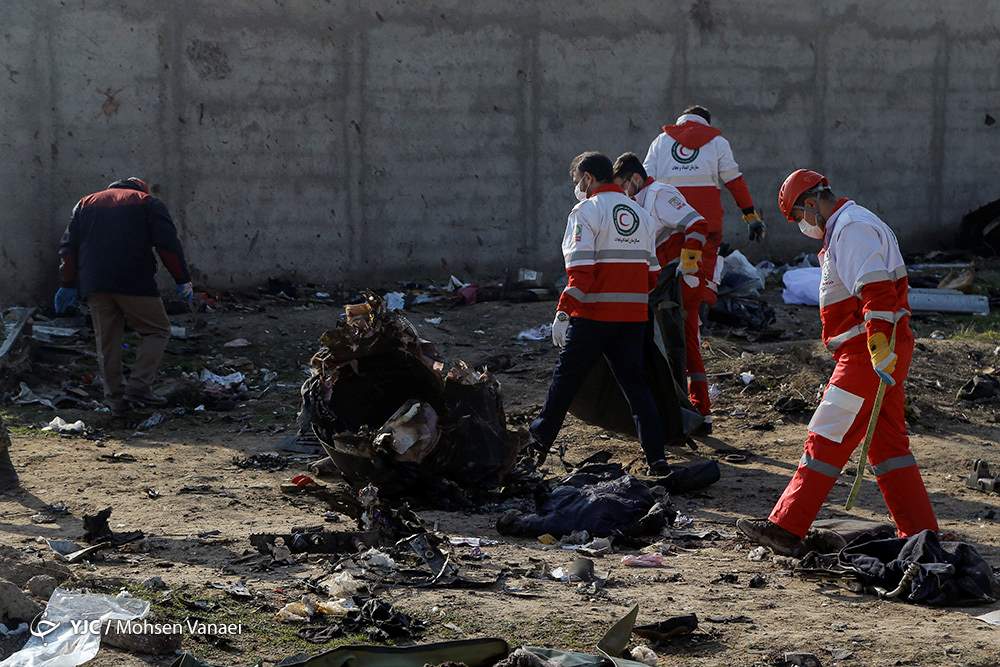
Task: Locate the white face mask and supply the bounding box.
[574,180,587,202]
[798,219,824,239]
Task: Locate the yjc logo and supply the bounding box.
[612,204,640,237]
[30,612,61,642]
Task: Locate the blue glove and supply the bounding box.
[54,287,78,314]
[176,282,194,303]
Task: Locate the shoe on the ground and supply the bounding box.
[646,459,672,476]
[125,387,168,407]
[0,419,19,492]
[736,518,803,557]
[107,397,129,417]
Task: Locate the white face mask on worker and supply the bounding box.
[574,181,587,202]
[798,219,824,239]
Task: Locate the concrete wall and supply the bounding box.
[2,0,999,304]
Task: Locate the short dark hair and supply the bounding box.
[794,185,836,209]
[573,152,614,183]
[613,153,647,181]
[682,105,711,124]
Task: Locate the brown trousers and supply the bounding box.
[88,293,171,398]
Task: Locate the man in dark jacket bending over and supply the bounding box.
[55,178,193,414]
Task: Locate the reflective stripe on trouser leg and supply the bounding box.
[768,433,847,538]
[865,376,938,536]
[770,349,882,538]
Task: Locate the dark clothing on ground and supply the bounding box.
[59,181,190,297]
[838,529,997,606]
[531,319,667,465]
[497,473,659,538]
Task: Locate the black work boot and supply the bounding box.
[0,417,19,493]
[736,518,803,557]
[646,459,672,476]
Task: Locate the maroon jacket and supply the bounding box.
[58,181,190,297]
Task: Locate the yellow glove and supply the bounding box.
[868,332,897,385]
[679,248,702,275]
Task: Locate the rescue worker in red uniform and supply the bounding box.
[737,169,938,555]
[529,152,669,474]
[643,106,765,432]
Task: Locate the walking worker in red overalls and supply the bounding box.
[642,106,765,432]
[737,169,938,555]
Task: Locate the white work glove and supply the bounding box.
[552,311,570,348]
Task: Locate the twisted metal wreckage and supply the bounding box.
[298,292,523,502]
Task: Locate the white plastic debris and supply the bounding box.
[424,317,443,326]
[42,417,86,435]
[516,324,552,341]
[708,384,721,401]
[740,372,755,385]
[630,645,658,667]
[361,547,397,569]
[223,337,252,348]
[748,546,769,561]
[199,369,245,388]
[315,292,331,299]
[318,572,363,598]
[260,369,279,385]
[384,292,405,311]
[0,588,149,667]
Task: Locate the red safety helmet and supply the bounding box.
[778,169,828,222]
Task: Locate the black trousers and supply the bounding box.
[530,318,667,465]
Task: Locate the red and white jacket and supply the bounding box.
[819,199,910,355]
[633,177,707,267]
[557,184,660,322]
[642,114,755,232]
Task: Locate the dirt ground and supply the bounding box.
[1,284,999,667]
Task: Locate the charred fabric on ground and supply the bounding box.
[300,292,523,501]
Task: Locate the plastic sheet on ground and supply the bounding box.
[0,588,149,667]
[782,267,821,306]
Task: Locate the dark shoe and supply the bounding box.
[736,518,803,557]
[692,419,712,437]
[108,397,129,417]
[646,459,672,476]
[125,387,168,407]
[0,419,19,492]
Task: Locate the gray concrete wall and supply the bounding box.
[2,0,999,305]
